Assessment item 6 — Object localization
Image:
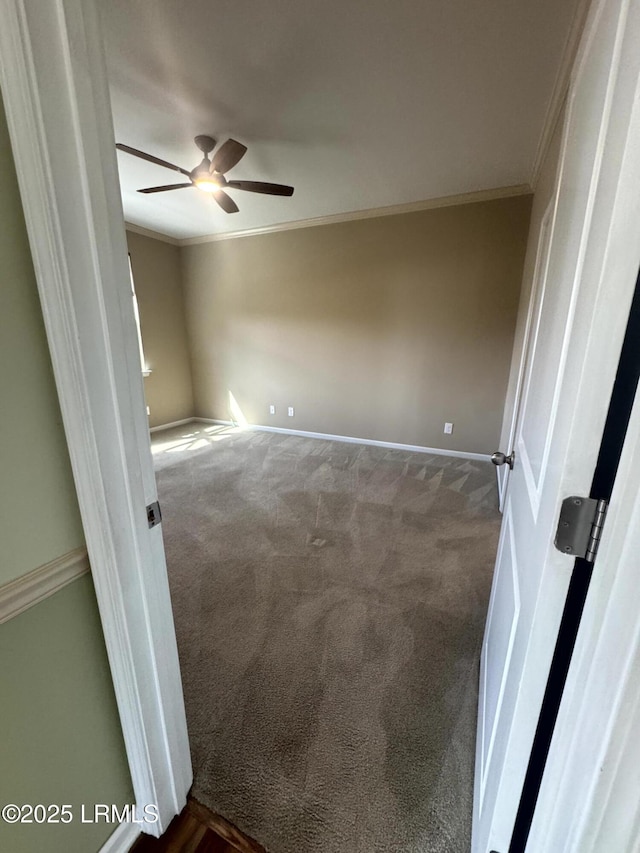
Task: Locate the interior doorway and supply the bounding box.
[2,1,640,851]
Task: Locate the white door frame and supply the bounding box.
[2,0,640,847]
[0,0,191,836]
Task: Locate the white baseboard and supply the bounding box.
[193,418,491,462]
[0,547,90,624]
[99,822,141,853]
[149,417,196,434]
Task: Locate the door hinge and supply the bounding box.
[554,496,608,563]
[146,500,162,529]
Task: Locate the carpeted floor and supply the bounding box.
[152,424,501,853]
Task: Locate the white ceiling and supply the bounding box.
[101,0,579,240]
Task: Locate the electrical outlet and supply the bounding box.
[444,422,454,434]
[288,406,295,417]
[146,406,150,416]
[269,404,276,415]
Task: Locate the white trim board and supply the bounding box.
[178,184,531,246]
[149,417,196,434]
[123,185,531,247]
[99,822,140,853]
[0,547,90,624]
[529,0,592,189]
[125,221,180,246]
[193,418,492,462]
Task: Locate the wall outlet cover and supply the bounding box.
[288,407,295,417]
[444,422,454,434]
[269,405,276,415]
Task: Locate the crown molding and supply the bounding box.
[529,0,592,190]
[125,221,180,246]
[177,184,532,246]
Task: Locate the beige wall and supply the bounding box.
[182,195,532,454]
[127,230,194,428]
[498,106,566,456]
[0,95,132,852]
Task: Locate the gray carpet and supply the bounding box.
[152,424,501,853]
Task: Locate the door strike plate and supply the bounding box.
[146,500,162,529]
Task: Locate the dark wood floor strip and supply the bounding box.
[131,797,266,853]
[187,799,267,853]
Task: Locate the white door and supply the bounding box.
[495,200,555,511]
[473,0,640,850]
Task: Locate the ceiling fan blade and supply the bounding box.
[212,190,239,214]
[138,183,193,194]
[210,139,248,174]
[226,180,294,197]
[116,143,191,178]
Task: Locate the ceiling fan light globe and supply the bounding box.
[194,179,220,193]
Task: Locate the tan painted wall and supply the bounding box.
[182,195,532,454]
[0,95,132,852]
[498,106,566,457]
[127,230,194,428]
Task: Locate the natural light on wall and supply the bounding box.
[128,254,151,377]
[228,391,249,429]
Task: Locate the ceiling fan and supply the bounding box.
[115,135,294,214]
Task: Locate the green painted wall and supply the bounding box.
[0,95,133,850]
[0,98,84,587]
[0,577,135,852]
